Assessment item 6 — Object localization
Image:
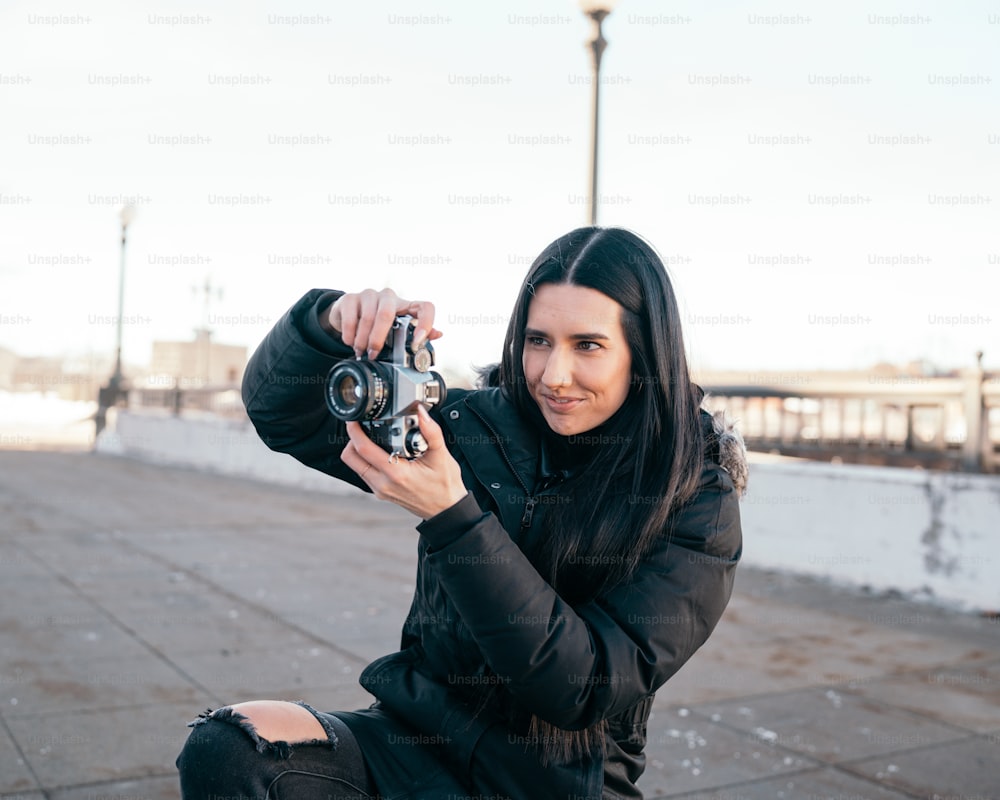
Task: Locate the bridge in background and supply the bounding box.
[699,356,999,473]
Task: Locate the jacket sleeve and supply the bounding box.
[241,288,371,492]
[417,463,742,730]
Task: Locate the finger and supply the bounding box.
[337,290,383,354]
[344,421,387,465]
[328,295,358,349]
[403,301,436,350]
[351,289,384,358]
[415,404,446,451]
[364,294,401,360]
[339,437,367,477]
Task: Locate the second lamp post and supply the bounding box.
[580,0,618,226]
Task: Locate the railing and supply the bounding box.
[126,384,249,421]
[700,370,1000,473]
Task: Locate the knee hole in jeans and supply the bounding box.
[188,702,337,758]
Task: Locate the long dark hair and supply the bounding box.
[498,226,705,600]
[478,228,707,765]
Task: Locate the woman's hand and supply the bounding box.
[341,405,468,520]
[325,288,442,359]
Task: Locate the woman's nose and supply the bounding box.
[541,349,571,388]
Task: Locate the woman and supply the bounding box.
[176,226,746,799]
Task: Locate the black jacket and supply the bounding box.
[242,289,746,799]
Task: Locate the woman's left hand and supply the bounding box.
[341,405,469,520]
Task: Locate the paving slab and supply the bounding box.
[0,721,40,795]
[5,702,208,791]
[637,707,816,797]
[83,584,333,659]
[0,543,49,580]
[844,657,1000,733]
[690,687,971,763]
[658,766,917,799]
[169,643,367,702]
[0,654,205,715]
[843,734,1000,799]
[48,775,181,800]
[0,605,154,672]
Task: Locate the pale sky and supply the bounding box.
[1,0,997,381]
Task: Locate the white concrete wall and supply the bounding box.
[738,459,1000,612]
[95,410,355,495]
[97,411,1000,612]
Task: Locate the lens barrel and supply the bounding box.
[325,361,391,421]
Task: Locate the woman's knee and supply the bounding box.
[227,700,329,746]
[178,702,332,768]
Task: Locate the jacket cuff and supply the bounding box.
[417,492,485,550]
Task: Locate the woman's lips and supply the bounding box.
[542,394,582,413]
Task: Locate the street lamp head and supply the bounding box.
[120,204,137,228]
[578,0,619,18]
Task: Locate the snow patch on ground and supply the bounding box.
[0,391,96,450]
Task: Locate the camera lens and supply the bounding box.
[325,361,391,421]
[335,373,362,406]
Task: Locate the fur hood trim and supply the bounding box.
[711,411,749,497]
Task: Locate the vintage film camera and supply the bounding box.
[325,315,447,460]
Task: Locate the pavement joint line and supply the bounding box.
[675,706,830,767]
[0,699,213,722]
[678,665,986,721]
[9,479,373,702]
[685,684,987,749]
[12,538,227,710]
[21,771,178,797]
[678,702,980,800]
[652,762,926,800]
[834,729,983,767]
[828,687,998,739]
[0,713,46,798]
[107,527,374,669]
[831,761,953,800]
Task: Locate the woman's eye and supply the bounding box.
[527,336,547,346]
[577,341,600,351]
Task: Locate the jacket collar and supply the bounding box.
[455,387,538,493]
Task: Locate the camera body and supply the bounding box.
[325,315,447,460]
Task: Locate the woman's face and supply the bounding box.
[522,283,633,437]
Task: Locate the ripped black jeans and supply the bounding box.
[175,703,373,800]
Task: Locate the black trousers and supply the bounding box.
[175,704,374,800]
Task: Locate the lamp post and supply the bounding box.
[95,205,136,438]
[579,0,618,226]
[111,204,136,392]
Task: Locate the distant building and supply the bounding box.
[149,329,247,388]
[0,347,16,391]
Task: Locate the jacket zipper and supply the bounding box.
[466,402,538,532]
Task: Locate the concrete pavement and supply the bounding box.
[1,450,998,799]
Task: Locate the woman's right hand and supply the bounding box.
[325,288,442,360]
